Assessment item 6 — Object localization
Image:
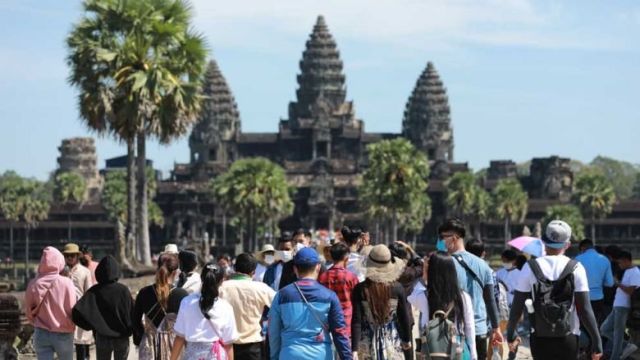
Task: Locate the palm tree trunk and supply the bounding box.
[10,221,15,279]
[24,226,30,286]
[126,138,137,260]
[222,213,227,247]
[504,216,511,246]
[591,215,596,243]
[392,211,398,243]
[67,211,72,241]
[136,131,151,265]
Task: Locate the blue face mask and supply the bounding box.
[436,238,447,252]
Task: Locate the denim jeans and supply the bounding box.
[95,334,130,360]
[600,306,630,360]
[33,327,74,360]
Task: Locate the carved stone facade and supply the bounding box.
[56,137,103,203]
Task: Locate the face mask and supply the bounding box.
[278,250,293,263]
[436,238,447,252]
[295,242,307,253]
[264,254,275,265]
[504,263,513,270]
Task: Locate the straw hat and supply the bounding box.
[364,244,406,284]
[162,244,179,255]
[62,243,81,254]
[256,244,275,262]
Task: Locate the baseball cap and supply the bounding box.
[542,220,572,249]
[293,247,320,266]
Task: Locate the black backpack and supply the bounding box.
[627,286,640,330]
[528,258,577,337]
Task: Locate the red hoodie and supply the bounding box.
[24,246,77,333]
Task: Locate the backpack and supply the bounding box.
[626,287,640,330]
[421,301,464,360]
[495,279,510,322]
[528,258,577,337]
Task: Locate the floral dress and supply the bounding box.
[352,281,412,360]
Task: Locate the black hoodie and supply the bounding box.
[72,255,134,338]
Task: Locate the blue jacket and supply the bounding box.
[268,279,352,360]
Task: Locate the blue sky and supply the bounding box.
[1,0,639,180]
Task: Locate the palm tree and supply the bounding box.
[53,172,87,241]
[360,138,430,243]
[492,178,528,245]
[67,0,207,265]
[445,172,476,221]
[471,187,492,241]
[17,179,50,284]
[211,158,293,252]
[542,204,585,241]
[0,171,24,278]
[573,173,616,243]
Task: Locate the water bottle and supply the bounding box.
[491,345,501,360]
[525,299,535,334]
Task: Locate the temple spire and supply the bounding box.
[291,15,346,121]
[402,62,454,162]
[189,59,241,163]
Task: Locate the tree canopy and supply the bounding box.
[542,204,585,242]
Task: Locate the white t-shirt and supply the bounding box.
[408,282,477,360]
[614,266,640,308]
[515,255,589,336]
[253,263,268,282]
[174,294,238,344]
[347,252,366,282]
[496,267,521,305]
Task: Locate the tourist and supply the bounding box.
[79,245,99,283]
[217,253,233,278]
[177,250,201,294]
[171,263,238,360]
[254,244,276,282]
[318,242,359,339]
[72,255,133,360]
[292,228,312,251]
[263,232,295,290]
[495,249,520,306]
[409,252,477,359]
[220,253,276,360]
[159,244,180,267]
[438,219,502,360]
[389,241,423,296]
[506,220,602,359]
[268,247,351,360]
[576,239,615,326]
[63,243,94,360]
[133,253,189,360]
[341,226,366,282]
[601,250,640,359]
[25,246,78,360]
[351,244,412,359]
[465,239,486,260]
[514,254,527,270]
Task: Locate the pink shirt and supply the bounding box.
[24,247,77,333]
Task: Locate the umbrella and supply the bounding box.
[508,236,545,257]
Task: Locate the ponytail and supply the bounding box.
[155,253,178,310]
[199,262,224,319]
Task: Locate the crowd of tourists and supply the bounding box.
[23,218,640,360]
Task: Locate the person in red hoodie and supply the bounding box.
[319,242,359,337]
[24,246,78,360]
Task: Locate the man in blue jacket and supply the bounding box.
[268,247,352,360]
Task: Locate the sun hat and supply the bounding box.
[542,220,572,249]
[293,247,320,266]
[162,244,179,255]
[62,243,81,254]
[364,244,406,283]
[256,244,276,262]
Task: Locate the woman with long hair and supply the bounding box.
[171,262,238,360]
[133,253,189,360]
[352,244,412,360]
[411,252,476,360]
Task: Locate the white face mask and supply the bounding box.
[277,250,293,263]
[504,263,513,270]
[264,254,275,265]
[295,242,306,253]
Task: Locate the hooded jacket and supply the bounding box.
[24,246,77,333]
[72,255,134,338]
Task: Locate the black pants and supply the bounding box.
[95,334,129,360]
[591,299,607,327]
[476,335,488,360]
[530,335,578,360]
[234,342,262,360]
[75,344,90,360]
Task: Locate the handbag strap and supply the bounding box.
[31,280,57,318]
[293,282,329,331]
[452,254,484,288]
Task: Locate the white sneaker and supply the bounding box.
[621,343,638,359]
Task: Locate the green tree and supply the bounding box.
[492,178,528,244]
[211,158,293,252]
[18,179,50,283]
[633,173,640,199]
[471,187,493,241]
[445,172,476,221]
[588,156,639,200]
[0,171,24,278]
[542,204,585,242]
[360,138,430,243]
[573,173,616,243]
[53,172,87,241]
[67,0,207,265]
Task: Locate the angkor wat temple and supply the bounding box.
[2,16,639,259]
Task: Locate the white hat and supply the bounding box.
[256,244,275,262]
[162,244,179,255]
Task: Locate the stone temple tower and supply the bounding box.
[402,62,454,163]
[189,59,241,178]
